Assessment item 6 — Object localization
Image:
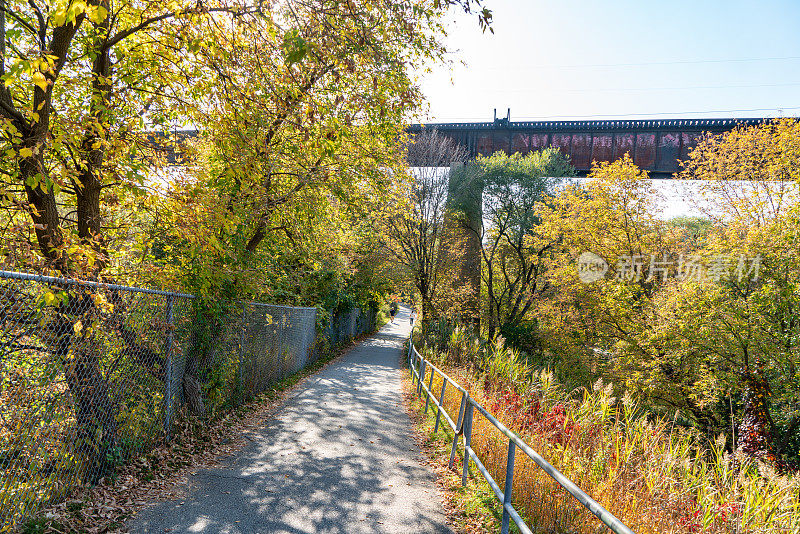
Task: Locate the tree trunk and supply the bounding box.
[737,377,776,461]
[76,3,112,268]
[45,300,118,483]
[445,163,483,329]
[182,328,209,417]
[64,348,119,482]
[180,308,228,417]
[183,373,207,416]
[421,292,435,336]
[21,153,65,267]
[486,322,497,341]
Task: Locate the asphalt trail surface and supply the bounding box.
[128,306,452,533]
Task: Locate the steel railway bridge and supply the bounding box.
[407,114,772,177]
[166,114,782,178]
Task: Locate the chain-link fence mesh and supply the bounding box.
[0,271,377,530]
[237,304,318,402]
[325,307,377,348]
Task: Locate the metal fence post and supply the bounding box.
[449,392,467,469]
[162,295,175,441]
[502,440,516,534]
[461,402,474,486]
[237,303,248,402]
[326,309,333,347]
[434,380,447,433]
[424,370,434,413]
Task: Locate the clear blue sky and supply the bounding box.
[419,0,800,122]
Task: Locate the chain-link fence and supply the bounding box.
[0,270,377,530]
[236,303,318,403]
[325,306,377,348]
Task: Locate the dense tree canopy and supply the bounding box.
[0,0,489,279]
[532,123,800,463]
[0,0,491,484]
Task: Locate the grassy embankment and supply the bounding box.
[406,328,800,534]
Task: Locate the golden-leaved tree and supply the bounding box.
[139,0,491,412]
[536,155,684,391]
[671,119,800,461]
[0,0,261,481]
[0,0,491,477]
[539,123,800,461]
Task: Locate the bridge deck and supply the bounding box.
[408,117,772,176]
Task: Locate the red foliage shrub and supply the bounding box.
[492,388,581,447]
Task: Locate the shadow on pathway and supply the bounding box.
[128,306,452,534]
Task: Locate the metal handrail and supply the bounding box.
[408,338,636,534]
[420,356,468,395]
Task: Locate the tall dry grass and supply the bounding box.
[414,332,800,534]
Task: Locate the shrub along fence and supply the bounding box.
[0,270,377,529]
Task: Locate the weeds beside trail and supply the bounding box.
[409,329,800,534]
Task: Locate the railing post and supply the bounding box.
[434,379,447,433]
[461,402,474,486]
[424,369,434,413]
[162,295,175,441]
[449,392,467,469]
[501,440,516,534]
[417,359,426,396]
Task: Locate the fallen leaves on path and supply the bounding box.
[34,395,287,533]
[402,366,494,534]
[29,343,360,534]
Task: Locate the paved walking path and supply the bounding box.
[128,306,452,533]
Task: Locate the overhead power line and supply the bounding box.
[488,82,800,94]
[427,106,800,122]
[474,55,800,70]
